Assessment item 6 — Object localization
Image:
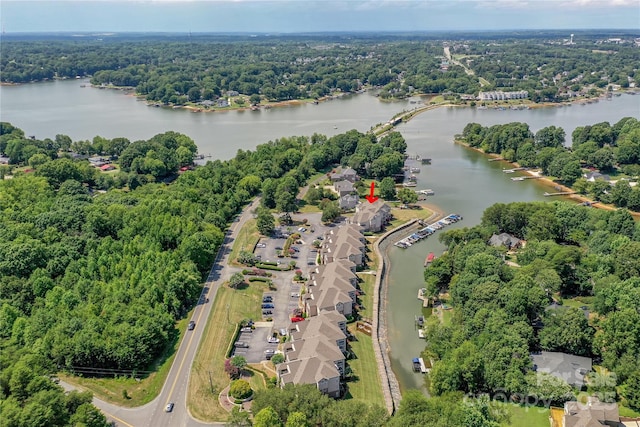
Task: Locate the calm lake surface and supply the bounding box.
[2,79,638,394]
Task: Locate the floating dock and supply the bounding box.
[544,191,576,197]
[395,214,462,249]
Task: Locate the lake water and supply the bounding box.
[2,79,638,394]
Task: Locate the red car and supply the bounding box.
[290,316,305,323]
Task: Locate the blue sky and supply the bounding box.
[1,0,638,33]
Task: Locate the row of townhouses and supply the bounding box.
[276,202,391,397]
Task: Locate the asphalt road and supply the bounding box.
[62,198,262,427]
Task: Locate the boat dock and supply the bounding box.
[394,214,462,249]
[417,288,429,307]
[544,191,576,196]
[503,167,527,173]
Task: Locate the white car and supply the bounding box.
[267,336,279,344]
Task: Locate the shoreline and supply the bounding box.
[455,140,640,217]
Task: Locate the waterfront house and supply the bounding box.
[488,233,522,250]
[350,200,391,232]
[531,351,592,388]
[563,396,622,427]
[289,313,347,352]
[282,336,346,377]
[276,357,341,398]
[321,232,365,266]
[304,284,354,318]
[584,171,611,182]
[311,259,359,287]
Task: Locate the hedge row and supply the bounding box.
[255,263,291,271]
[248,277,271,283]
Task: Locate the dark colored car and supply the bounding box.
[262,296,273,303]
[188,321,196,330]
[261,303,274,309]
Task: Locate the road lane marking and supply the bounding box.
[102,409,135,427]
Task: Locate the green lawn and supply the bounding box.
[345,329,385,408]
[500,403,550,427]
[356,273,375,321]
[228,218,260,267]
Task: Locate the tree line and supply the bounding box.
[459,117,640,210]
[2,32,637,105]
[422,201,640,410]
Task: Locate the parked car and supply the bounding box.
[262,296,273,303]
[256,243,266,248]
[165,402,174,413]
[234,341,249,348]
[291,316,305,323]
[188,321,196,330]
[240,327,252,333]
[267,336,279,344]
[262,310,273,316]
[298,227,306,232]
[261,303,274,309]
[279,328,287,336]
[264,349,275,359]
[291,292,300,298]
[291,247,300,252]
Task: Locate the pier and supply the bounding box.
[544,191,576,197]
[394,214,462,249]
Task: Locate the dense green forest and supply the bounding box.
[423,201,640,411]
[0,123,407,425]
[2,31,638,104]
[459,117,640,210]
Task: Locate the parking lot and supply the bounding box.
[232,213,343,362]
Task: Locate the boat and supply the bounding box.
[416,189,435,196]
[402,182,417,187]
[511,177,525,181]
[424,252,435,267]
[410,167,421,173]
[416,315,424,327]
[412,358,421,372]
[418,329,425,339]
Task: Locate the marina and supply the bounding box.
[394,214,462,249]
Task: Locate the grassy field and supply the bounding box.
[59,317,187,407]
[501,403,550,427]
[188,283,268,422]
[388,204,434,228]
[228,218,260,267]
[356,273,375,321]
[344,329,385,408]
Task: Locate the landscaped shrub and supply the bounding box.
[229,379,253,400]
[248,277,271,283]
[259,261,278,266]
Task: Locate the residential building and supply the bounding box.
[350,200,391,232]
[304,284,354,317]
[531,351,592,388]
[488,233,523,249]
[334,180,356,197]
[321,229,365,266]
[584,171,611,182]
[563,396,622,427]
[289,313,348,352]
[339,194,359,210]
[276,357,341,398]
[311,259,359,287]
[282,336,345,377]
[329,167,359,183]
